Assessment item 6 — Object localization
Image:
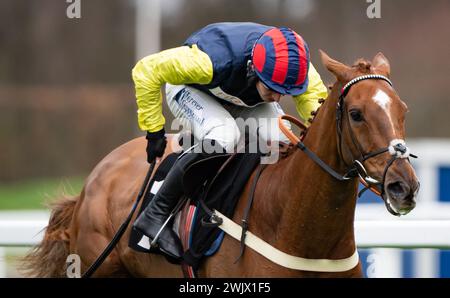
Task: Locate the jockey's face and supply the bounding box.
[256,80,282,103]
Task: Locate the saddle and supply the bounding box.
[128,140,263,272]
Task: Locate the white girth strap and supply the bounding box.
[212,210,359,272]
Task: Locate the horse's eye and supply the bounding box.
[349,110,363,122]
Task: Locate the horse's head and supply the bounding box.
[320,50,420,216]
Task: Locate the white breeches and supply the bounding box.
[165,84,291,153]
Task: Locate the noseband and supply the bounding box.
[279,74,417,197]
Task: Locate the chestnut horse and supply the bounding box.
[22,51,419,277]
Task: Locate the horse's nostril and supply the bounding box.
[387,181,409,198]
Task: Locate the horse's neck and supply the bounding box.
[271,87,358,258]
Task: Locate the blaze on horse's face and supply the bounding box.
[320,50,420,216]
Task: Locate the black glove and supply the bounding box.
[145,129,167,163]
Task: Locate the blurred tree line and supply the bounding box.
[0,0,449,182]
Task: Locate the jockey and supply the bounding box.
[132,22,328,260]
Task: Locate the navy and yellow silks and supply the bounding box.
[132,22,328,132]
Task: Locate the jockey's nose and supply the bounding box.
[272,93,282,102]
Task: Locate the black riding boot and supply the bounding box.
[133,151,207,259]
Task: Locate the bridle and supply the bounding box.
[279,74,417,197]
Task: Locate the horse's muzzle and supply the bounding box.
[384,178,420,216]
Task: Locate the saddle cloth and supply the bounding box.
[128,149,262,269]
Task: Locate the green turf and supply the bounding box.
[0,176,85,210]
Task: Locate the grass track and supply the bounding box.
[0,176,85,210]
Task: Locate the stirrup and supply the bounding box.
[150,215,173,248]
[150,196,189,247]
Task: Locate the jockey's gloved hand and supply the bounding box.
[146,128,167,163]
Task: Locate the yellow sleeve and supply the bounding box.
[132,45,213,132]
[292,63,328,124]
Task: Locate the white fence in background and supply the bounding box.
[1,138,450,277]
[1,213,450,248]
[1,212,449,278]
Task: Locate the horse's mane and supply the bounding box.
[278,97,324,159]
[352,58,373,74]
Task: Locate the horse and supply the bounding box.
[22,51,419,277]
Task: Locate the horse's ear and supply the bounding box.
[319,49,351,82]
[372,52,391,77]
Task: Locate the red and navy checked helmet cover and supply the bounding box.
[252,27,310,96]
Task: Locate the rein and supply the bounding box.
[82,161,157,278]
[201,78,415,273]
[279,74,417,198]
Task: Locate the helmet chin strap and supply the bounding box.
[246,60,257,79]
